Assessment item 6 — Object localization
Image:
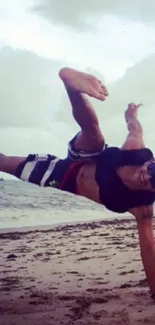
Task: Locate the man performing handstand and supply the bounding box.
[1,68,155,297]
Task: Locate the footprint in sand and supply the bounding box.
[98,233,109,237]
[118,270,135,276]
[120,283,133,288]
[76,256,90,261]
[6,254,17,260]
[67,271,79,274]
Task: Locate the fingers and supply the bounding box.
[97,83,109,101]
[128,102,142,109]
[137,103,143,108]
[96,94,106,101]
[101,85,109,97]
[99,81,109,96]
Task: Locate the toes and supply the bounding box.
[96,93,106,101]
[90,88,105,101]
[98,81,108,93]
[98,83,109,96]
[101,85,109,96]
[89,92,105,101]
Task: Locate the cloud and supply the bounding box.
[33,0,155,30]
[0,46,66,128]
[98,54,155,148]
[1,0,155,181]
[109,55,155,105]
[0,46,155,160]
[0,46,80,158]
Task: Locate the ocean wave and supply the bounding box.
[0,180,121,229]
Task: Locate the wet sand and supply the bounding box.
[0,218,155,325]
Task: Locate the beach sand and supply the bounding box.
[0,218,155,325]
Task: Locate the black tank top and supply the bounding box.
[95,147,155,213]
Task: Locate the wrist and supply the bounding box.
[125,110,137,122]
[126,114,136,122]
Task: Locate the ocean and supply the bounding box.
[0,180,128,230]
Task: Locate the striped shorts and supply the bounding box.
[15,134,107,190]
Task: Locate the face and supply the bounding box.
[132,160,155,191]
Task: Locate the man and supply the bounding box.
[1,67,155,297]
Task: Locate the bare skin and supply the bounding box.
[59,68,108,101]
[119,103,155,296]
[0,69,108,174]
[59,68,107,199]
[59,68,108,152]
[0,69,155,297]
[61,76,155,297]
[0,154,25,175]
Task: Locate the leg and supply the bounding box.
[59,68,108,152]
[0,154,25,176]
[0,153,68,188]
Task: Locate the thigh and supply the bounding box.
[73,126,105,152]
[15,154,71,187]
[68,129,107,161]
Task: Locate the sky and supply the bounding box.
[0,0,155,178]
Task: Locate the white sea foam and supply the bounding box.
[0,180,130,229]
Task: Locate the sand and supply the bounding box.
[0,218,155,325]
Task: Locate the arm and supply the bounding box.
[130,206,155,296]
[121,103,145,150]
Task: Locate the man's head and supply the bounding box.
[132,160,155,191]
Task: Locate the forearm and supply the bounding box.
[125,102,143,137]
[65,86,99,129]
[138,221,155,295]
[126,116,143,137]
[140,246,155,295]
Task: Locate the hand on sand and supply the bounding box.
[125,102,142,121]
[59,68,109,101]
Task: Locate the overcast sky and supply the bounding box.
[0,0,155,178]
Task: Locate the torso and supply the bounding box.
[75,147,155,213]
[76,162,101,203]
[116,166,143,190]
[76,163,143,203]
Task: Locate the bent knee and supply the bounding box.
[74,126,105,152]
[68,132,106,160]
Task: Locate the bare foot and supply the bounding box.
[59,67,108,101]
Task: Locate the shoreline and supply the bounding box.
[1,217,155,325]
[0,215,134,234]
